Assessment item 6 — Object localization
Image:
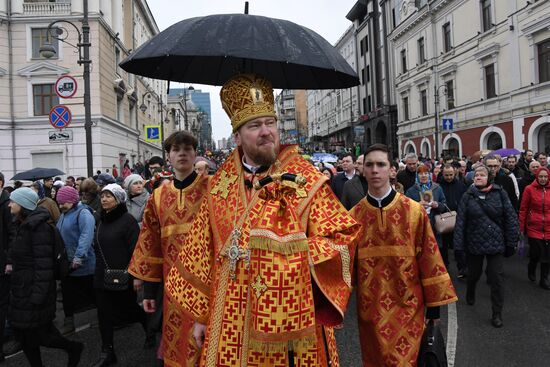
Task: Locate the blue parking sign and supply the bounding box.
[144,125,161,142]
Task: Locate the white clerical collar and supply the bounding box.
[242,156,261,174]
[345,170,356,180]
[367,186,393,207]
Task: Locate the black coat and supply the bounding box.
[454,185,519,255]
[440,178,467,212]
[93,204,139,289]
[0,190,15,272]
[9,207,56,329]
[330,172,356,201]
[397,169,417,192]
[341,176,367,210]
[494,169,519,211]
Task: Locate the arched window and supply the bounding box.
[486,132,502,150]
[447,137,459,157]
[538,123,550,154]
[422,142,430,158]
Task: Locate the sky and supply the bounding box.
[147,0,358,144]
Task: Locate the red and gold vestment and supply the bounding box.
[129,175,209,367]
[166,145,360,367]
[350,193,458,367]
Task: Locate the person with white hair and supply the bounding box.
[123,174,149,226]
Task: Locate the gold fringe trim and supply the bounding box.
[248,335,317,353]
[249,237,309,255]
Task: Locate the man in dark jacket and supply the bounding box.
[517,149,534,177]
[0,172,15,361]
[397,153,418,192]
[440,165,468,277]
[341,174,368,211]
[485,156,519,212]
[331,153,357,201]
[520,160,541,201]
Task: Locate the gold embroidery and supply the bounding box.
[251,274,268,299]
[329,242,352,288]
[358,245,415,259]
[210,171,238,199]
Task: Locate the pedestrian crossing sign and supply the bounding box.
[144,125,161,143]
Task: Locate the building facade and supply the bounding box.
[275,89,307,146]
[307,25,360,153]
[0,0,167,179]
[385,0,550,159]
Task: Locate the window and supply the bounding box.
[367,95,372,112]
[364,36,369,53]
[366,65,370,83]
[445,80,455,109]
[115,47,121,75]
[33,84,59,116]
[31,28,59,59]
[401,49,407,74]
[443,22,452,53]
[418,37,425,64]
[362,97,367,114]
[485,63,496,98]
[392,8,396,29]
[360,39,364,56]
[481,0,493,33]
[420,89,428,116]
[538,40,550,83]
[403,96,410,120]
[361,68,365,85]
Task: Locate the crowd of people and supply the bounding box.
[0,72,542,367]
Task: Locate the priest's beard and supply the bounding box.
[241,138,280,167]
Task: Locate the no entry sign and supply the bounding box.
[49,105,72,129]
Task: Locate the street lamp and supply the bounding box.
[434,84,454,160]
[39,0,93,177]
[140,91,167,160]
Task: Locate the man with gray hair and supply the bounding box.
[397,152,418,192]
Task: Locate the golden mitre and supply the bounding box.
[220,73,277,132]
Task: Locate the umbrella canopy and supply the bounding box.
[311,153,338,163]
[491,148,521,157]
[120,14,359,89]
[11,167,65,181]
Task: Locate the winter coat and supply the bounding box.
[331,172,356,201]
[57,202,96,276]
[440,178,467,212]
[341,175,366,210]
[519,180,550,240]
[454,184,519,255]
[397,168,417,193]
[9,207,56,329]
[93,204,139,289]
[494,169,519,211]
[405,182,447,222]
[0,190,15,272]
[126,191,150,225]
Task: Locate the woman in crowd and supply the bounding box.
[80,178,101,215]
[91,184,146,367]
[519,166,550,289]
[389,161,404,193]
[8,188,83,367]
[454,166,519,328]
[30,181,60,223]
[123,174,149,226]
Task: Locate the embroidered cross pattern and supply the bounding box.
[251,274,268,299]
[210,171,238,199]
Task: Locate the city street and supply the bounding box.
[4,251,550,366]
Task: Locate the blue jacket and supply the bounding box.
[56,203,96,276]
[405,183,447,222]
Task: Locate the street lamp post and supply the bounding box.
[40,0,93,177]
[140,91,167,160]
[434,84,454,160]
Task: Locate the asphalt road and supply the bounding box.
[5,250,550,366]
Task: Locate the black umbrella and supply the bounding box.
[11,167,65,181]
[120,13,359,89]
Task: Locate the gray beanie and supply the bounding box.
[101,183,127,204]
[10,187,39,211]
[123,174,143,192]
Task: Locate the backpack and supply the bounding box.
[48,223,70,280]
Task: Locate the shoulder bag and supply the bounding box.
[96,223,130,291]
[434,204,457,234]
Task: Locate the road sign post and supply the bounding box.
[55,75,78,99]
[49,105,72,129]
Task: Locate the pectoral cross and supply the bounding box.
[226,228,250,280]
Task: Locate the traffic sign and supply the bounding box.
[49,129,73,143]
[55,75,77,98]
[442,118,454,131]
[144,125,161,143]
[49,105,72,129]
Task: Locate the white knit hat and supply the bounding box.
[101,183,127,204]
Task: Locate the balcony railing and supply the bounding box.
[23,1,71,16]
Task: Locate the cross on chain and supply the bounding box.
[226,228,250,280]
